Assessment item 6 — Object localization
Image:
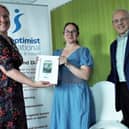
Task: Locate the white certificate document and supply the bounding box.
[35,55,59,84]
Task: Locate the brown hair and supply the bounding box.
[0,4,10,15]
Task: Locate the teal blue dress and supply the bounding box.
[50,47,94,129]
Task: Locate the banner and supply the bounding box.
[4,3,53,129]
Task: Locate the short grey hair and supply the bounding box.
[112,8,129,18]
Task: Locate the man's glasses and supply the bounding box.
[112,17,129,24]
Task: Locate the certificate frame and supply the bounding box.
[35,55,59,84]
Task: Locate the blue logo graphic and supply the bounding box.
[12,9,24,33]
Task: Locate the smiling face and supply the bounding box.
[112,9,129,36]
[0,5,10,35]
[63,23,79,44]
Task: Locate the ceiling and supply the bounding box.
[0,0,72,10]
[0,0,48,5]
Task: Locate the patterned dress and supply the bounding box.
[0,35,27,129]
[50,47,95,129]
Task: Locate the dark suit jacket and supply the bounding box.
[107,34,129,111]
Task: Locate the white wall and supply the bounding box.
[49,0,72,10]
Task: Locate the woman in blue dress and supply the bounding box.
[50,22,95,129]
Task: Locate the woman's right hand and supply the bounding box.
[34,81,54,87]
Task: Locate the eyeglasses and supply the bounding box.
[112,17,129,24]
[64,30,77,34]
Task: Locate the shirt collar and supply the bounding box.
[117,30,129,40]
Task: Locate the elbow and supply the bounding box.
[83,76,89,81]
[82,71,90,80]
[80,67,91,80]
[80,74,89,80]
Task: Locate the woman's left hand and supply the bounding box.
[59,56,67,65]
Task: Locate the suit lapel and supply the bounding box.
[124,36,129,67]
[112,40,117,65]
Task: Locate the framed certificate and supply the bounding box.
[35,55,59,84]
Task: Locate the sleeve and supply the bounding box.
[53,49,61,56]
[80,47,94,67]
[0,40,14,71]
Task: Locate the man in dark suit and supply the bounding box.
[107,9,129,128]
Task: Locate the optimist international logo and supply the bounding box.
[12,9,24,33]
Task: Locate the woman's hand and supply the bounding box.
[59,56,67,65]
[33,81,54,88]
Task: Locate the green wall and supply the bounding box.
[51,0,129,85]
